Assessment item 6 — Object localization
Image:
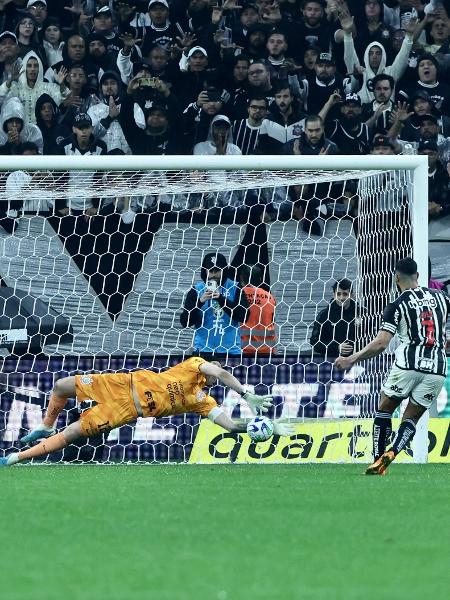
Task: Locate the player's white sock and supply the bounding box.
[6,453,20,466]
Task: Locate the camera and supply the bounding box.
[139,77,157,88]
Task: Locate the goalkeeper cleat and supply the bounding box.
[0,453,19,466]
[365,450,396,476]
[20,426,56,444]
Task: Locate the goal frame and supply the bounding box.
[0,154,430,463]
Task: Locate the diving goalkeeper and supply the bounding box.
[0,357,293,466]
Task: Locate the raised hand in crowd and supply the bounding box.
[339,11,354,35]
[173,33,197,56]
[6,62,21,88]
[108,95,120,119]
[389,101,414,126]
[64,0,85,17]
[215,130,229,155]
[7,125,20,146]
[62,92,83,108]
[55,66,68,87]
[261,2,282,24]
[222,0,242,11]
[119,33,142,56]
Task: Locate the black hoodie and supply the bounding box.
[35,93,70,154]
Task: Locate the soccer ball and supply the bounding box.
[247,416,274,442]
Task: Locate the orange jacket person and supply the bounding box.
[240,265,277,355]
[1,358,293,466]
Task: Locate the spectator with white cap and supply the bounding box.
[0,30,22,86]
[141,0,186,56]
[177,45,211,108]
[27,0,48,30]
[87,6,123,59]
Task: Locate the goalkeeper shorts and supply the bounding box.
[75,372,138,437]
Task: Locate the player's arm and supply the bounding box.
[199,361,272,414]
[210,409,294,437]
[335,330,393,370]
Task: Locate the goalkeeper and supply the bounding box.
[1,357,293,466]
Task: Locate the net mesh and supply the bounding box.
[0,165,415,463]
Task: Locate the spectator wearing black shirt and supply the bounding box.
[176,45,211,108]
[300,52,347,116]
[87,32,119,76]
[55,112,107,217]
[310,278,357,359]
[388,90,442,143]
[87,6,123,59]
[243,22,270,62]
[35,92,69,154]
[294,0,334,58]
[141,0,185,56]
[233,95,285,155]
[182,85,228,148]
[397,53,450,116]
[418,139,450,221]
[232,59,274,119]
[267,81,306,142]
[321,92,371,155]
[119,74,183,154]
[362,73,396,134]
[280,115,338,236]
[45,34,98,93]
[232,3,260,48]
[0,30,22,85]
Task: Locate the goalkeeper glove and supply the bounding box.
[241,391,273,414]
[272,421,295,437]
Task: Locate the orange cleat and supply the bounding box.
[365,450,396,476]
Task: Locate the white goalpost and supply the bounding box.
[0,154,429,464]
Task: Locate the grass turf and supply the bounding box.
[1,464,450,600]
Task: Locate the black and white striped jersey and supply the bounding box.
[232,119,286,155]
[380,286,450,376]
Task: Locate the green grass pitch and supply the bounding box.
[1,464,450,600]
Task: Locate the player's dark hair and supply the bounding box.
[395,257,418,277]
[332,278,353,292]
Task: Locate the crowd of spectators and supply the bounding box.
[0,0,449,226]
[0,0,449,358]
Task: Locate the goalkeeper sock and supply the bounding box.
[43,393,68,428]
[18,432,67,462]
[373,411,392,460]
[391,419,416,456]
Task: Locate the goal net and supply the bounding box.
[0,155,428,464]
